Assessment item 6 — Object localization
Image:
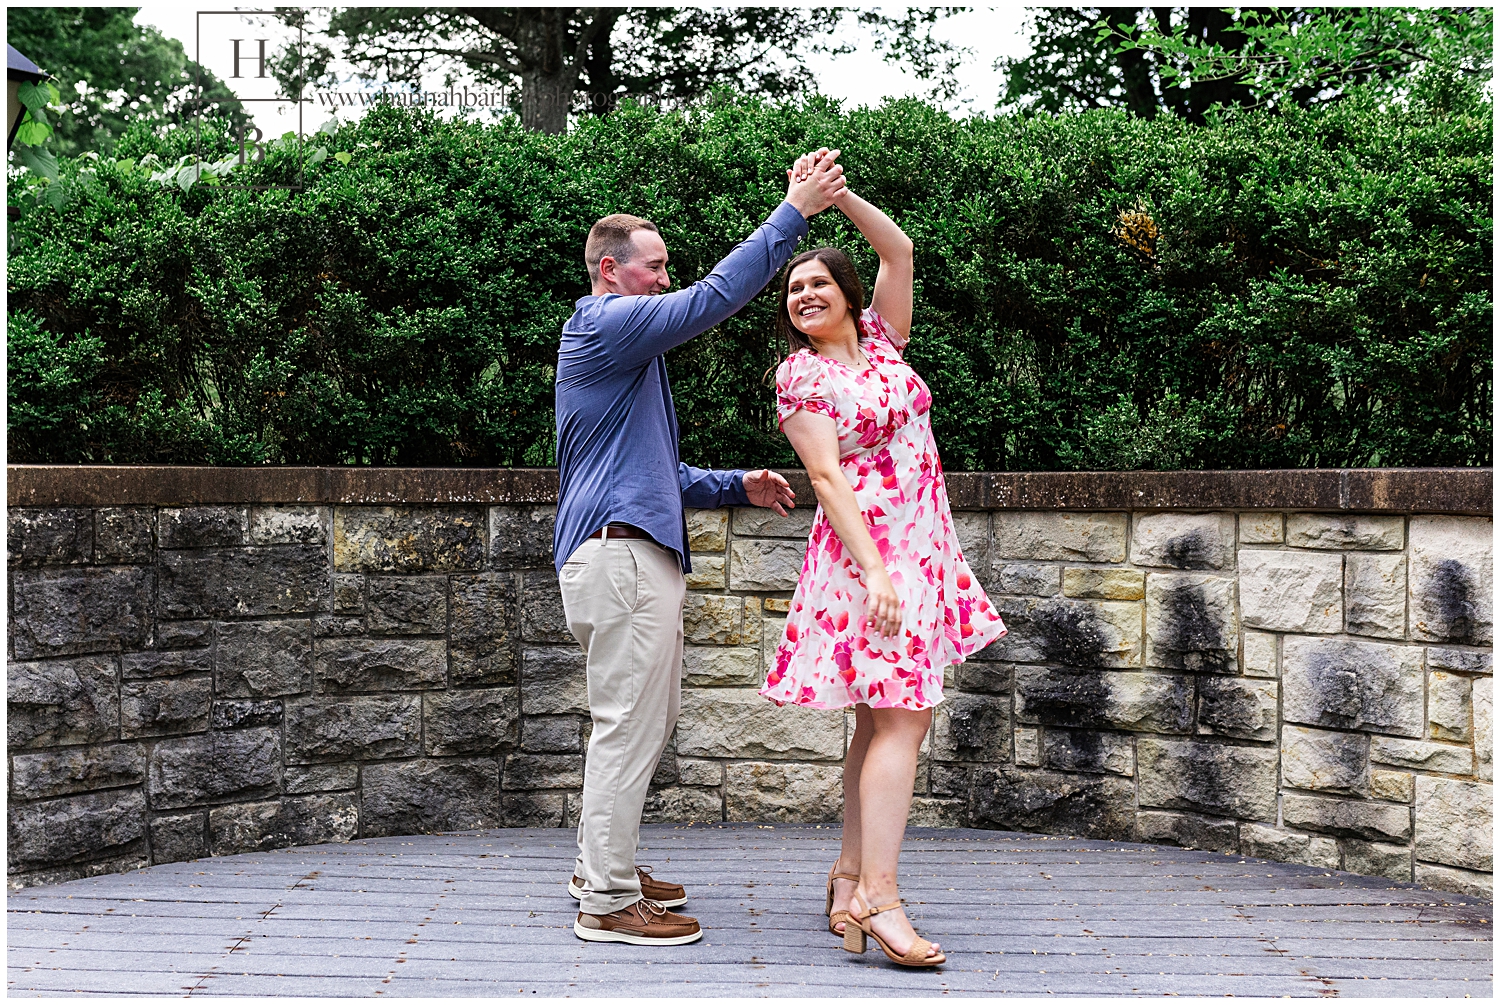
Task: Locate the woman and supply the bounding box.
[761,154,1006,968]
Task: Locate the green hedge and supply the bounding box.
[7,93,1491,469]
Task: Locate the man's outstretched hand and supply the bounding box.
[743,469,796,516]
[785,148,846,219]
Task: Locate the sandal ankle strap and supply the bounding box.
[864,899,903,916]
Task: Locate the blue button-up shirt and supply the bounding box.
[553,201,810,573]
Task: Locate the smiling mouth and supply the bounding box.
[799,304,826,317]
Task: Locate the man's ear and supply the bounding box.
[598,255,618,285]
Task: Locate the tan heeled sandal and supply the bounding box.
[825,862,859,936]
[843,895,946,967]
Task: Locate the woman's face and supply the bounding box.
[786,259,851,339]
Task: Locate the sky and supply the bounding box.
[133,5,1035,138]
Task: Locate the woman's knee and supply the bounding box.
[870,705,932,743]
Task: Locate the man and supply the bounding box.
[554,150,848,946]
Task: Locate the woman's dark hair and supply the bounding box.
[776,247,867,357]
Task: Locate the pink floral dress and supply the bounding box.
[761,308,1006,711]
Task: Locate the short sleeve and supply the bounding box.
[775,351,837,427]
[860,308,902,358]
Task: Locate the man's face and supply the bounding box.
[603,230,671,296]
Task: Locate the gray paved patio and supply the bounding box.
[7,824,1492,997]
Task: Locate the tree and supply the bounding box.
[5,7,245,157]
[295,6,966,133]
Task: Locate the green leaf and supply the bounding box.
[42,180,71,210]
[176,163,202,192]
[333,150,352,165]
[14,143,58,181]
[14,116,52,146]
[16,81,49,111]
[113,158,136,173]
[308,145,330,165]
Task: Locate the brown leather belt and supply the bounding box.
[589,524,651,541]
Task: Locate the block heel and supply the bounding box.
[843,923,867,953]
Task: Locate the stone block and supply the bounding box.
[970,764,1135,840]
[1063,568,1143,601]
[993,512,1127,563]
[678,759,722,787]
[992,597,1141,668]
[1238,823,1340,868]
[450,573,520,686]
[1415,863,1493,900]
[1474,677,1492,782]
[150,812,206,864]
[1131,512,1235,570]
[1415,776,1491,871]
[1197,678,1278,741]
[11,566,153,658]
[147,727,281,810]
[362,758,500,837]
[7,789,146,869]
[1281,792,1410,842]
[8,508,92,567]
[684,594,754,645]
[210,794,359,855]
[1145,573,1237,673]
[502,753,583,790]
[1013,728,1040,767]
[1425,647,1491,675]
[315,638,447,693]
[249,506,327,546]
[333,506,484,573]
[424,688,519,755]
[1409,515,1493,645]
[158,546,328,619]
[284,694,421,763]
[95,508,155,564]
[931,763,971,797]
[488,505,556,569]
[1282,637,1423,736]
[677,689,844,760]
[997,564,1062,597]
[1137,739,1277,820]
[1287,513,1404,551]
[216,620,313,698]
[683,646,760,687]
[1428,671,1472,742]
[1369,737,1473,775]
[1281,725,1369,796]
[10,743,146,800]
[8,656,119,749]
[521,715,584,753]
[332,574,364,613]
[1015,668,1193,734]
[520,647,589,715]
[1238,550,1343,633]
[685,509,729,551]
[932,694,1011,762]
[952,511,990,577]
[1344,554,1407,640]
[1242,631,1278,678]
[908,798,967,827]
[285,763,358,794]
[732,505,815,539]
[314,615,366,637]
[956,661,1013,693]
[1342,839,1411,882]
[725,762,842,822]
[520,570,572,643]
[685,556,726,590]
[1371,769,1413,803]
[1137,811,1238,853]
[643,786,723,824]
[366,577,447,635]
[1238,513,1283,545]
[1043,729,1133,776]
[121,678,211,738]
[159,507,248,548]
[730,539,805,591]
[500,792,566,827]
[156,620,213,648]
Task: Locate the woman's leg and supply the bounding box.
[853,705,939,958]
[831,703,875,930]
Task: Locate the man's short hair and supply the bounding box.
[585,214,660,284]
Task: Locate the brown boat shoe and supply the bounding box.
[573,898,703,946]
[568,865,687,908]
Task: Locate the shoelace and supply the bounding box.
[631,898,669,923]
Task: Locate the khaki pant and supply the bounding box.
[559,536,686,915]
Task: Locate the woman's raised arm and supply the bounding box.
[836,190,915,344]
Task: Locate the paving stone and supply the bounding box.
[677,759,722,787]
[249,506,327,546]
[1281,792,1411,842]
[932,694,1011,762]
[1131,512,1235,570]
[423,688,519,756]
[683,646,760,686]
[1474,676,1492,782]
[907,797,967,827]
[1341,839,1411,882]
[1415,862,1493,899]
[970,764,1135,840]
[1196,678,1278,741]
[1137,739,1277,820]
[216,620,313,698]
[8,655,119,749]
[284,763,358,795]
[158,546,328,619]
[159,506,248,549]
[1145,573,1237,673]
[683,594,754,645]
[11,566,154,658]
[1370,769,1413,803]
[1241,631,1277,678]
[1281,725,1369,796]
[121,677,212,738]
[1286,513,1404,551]
[955,660,1013,693]
[365,577,447,634]
[149,812,206,865]
[500,792,566,828]
[1344,554,1406,640]
[1042,729,1133,775]
[732,505,814,539]
[991,596,1141,667]
[1425,647,1491,675]
[1136,811,1238,853]
[519,647,588,715]
[519,570,572,644]
[1238,550,1343,633]
[155,620,212,648]
[684,555,726,589]
[6,789,146,868]
[1062,567,1143,601]
[677,689,844,760]
[993,512,1127,563]
[147,727,281,810]
[10,743,147,800]
[643,786,723,824]
[1414,776,1491,871]
[209,794,359,855]
[314,638,447,692]
[684,509,729,551]
[1015,667,1192,734]
[7,508,92,566]
[333,506,485,573]
[1409,515,1493,645]
[724,762,841,822]
[997,563,1062,597]
[1238,823,1340,868]
[362,758,500,837]
[1282,637,1423,736]
[94,507,155,564]
[1238,512,1283,544]
[1013,728,1040,767]
[450,573,520,686]
[120,649,211,681]
[284,694,421,763]
[1369,737,1473,775]
[1427,671,1472,742]
[488,505,555,569]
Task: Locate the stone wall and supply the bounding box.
[7,467,1492,897]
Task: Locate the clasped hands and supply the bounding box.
[785,147,848,218]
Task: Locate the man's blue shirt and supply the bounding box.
[553,200,809,573]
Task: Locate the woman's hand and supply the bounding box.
[863,566,904,640]
[785,148,846,218]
